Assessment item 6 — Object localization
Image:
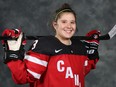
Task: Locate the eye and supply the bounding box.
[71,21,76,24]
[61,20,67,23]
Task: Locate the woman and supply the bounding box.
[2,3,100,87]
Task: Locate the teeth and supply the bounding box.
[64,30,72,33]
[67,31,71,33]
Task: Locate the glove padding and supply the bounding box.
[82,30,101,60]
[2,28,26,63]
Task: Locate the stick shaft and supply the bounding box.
[108,24,116,39]
[0,34,110,40]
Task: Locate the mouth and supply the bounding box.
[64,29,73,34]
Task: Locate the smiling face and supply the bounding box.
[53,12,76,41]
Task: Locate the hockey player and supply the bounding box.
[2,3,100,87]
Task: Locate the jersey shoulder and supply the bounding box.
[30,36,59,55]
[30,36,87,56]
[71,36,87,55]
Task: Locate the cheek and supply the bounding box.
[73,25,76,31]
[56,24,63,31]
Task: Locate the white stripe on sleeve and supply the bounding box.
[27,69,41,79]
[24,55,48,67]
[84,60,88,66]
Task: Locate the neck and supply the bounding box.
[55,36,72,45]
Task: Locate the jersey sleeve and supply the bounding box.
[77,40,99,76]
[84,57,99,76]
[78,39,99,75]
[7,37,50,84]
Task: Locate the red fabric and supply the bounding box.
[7,50,96,87]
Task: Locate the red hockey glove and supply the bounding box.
[2,28,26,63]
[82,30,101,60]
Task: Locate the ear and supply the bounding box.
[52,21,57,30]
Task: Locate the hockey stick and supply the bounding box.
[0,25,116,40]
[98,24,116,40]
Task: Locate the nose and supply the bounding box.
[67,23,71,29]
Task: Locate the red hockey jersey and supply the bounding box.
[7,36,98,87]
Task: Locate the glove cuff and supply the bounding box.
[87,50,99,60]
[4,50,25,64]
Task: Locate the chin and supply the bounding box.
[64,35,73,39]
[64,33,75,38]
